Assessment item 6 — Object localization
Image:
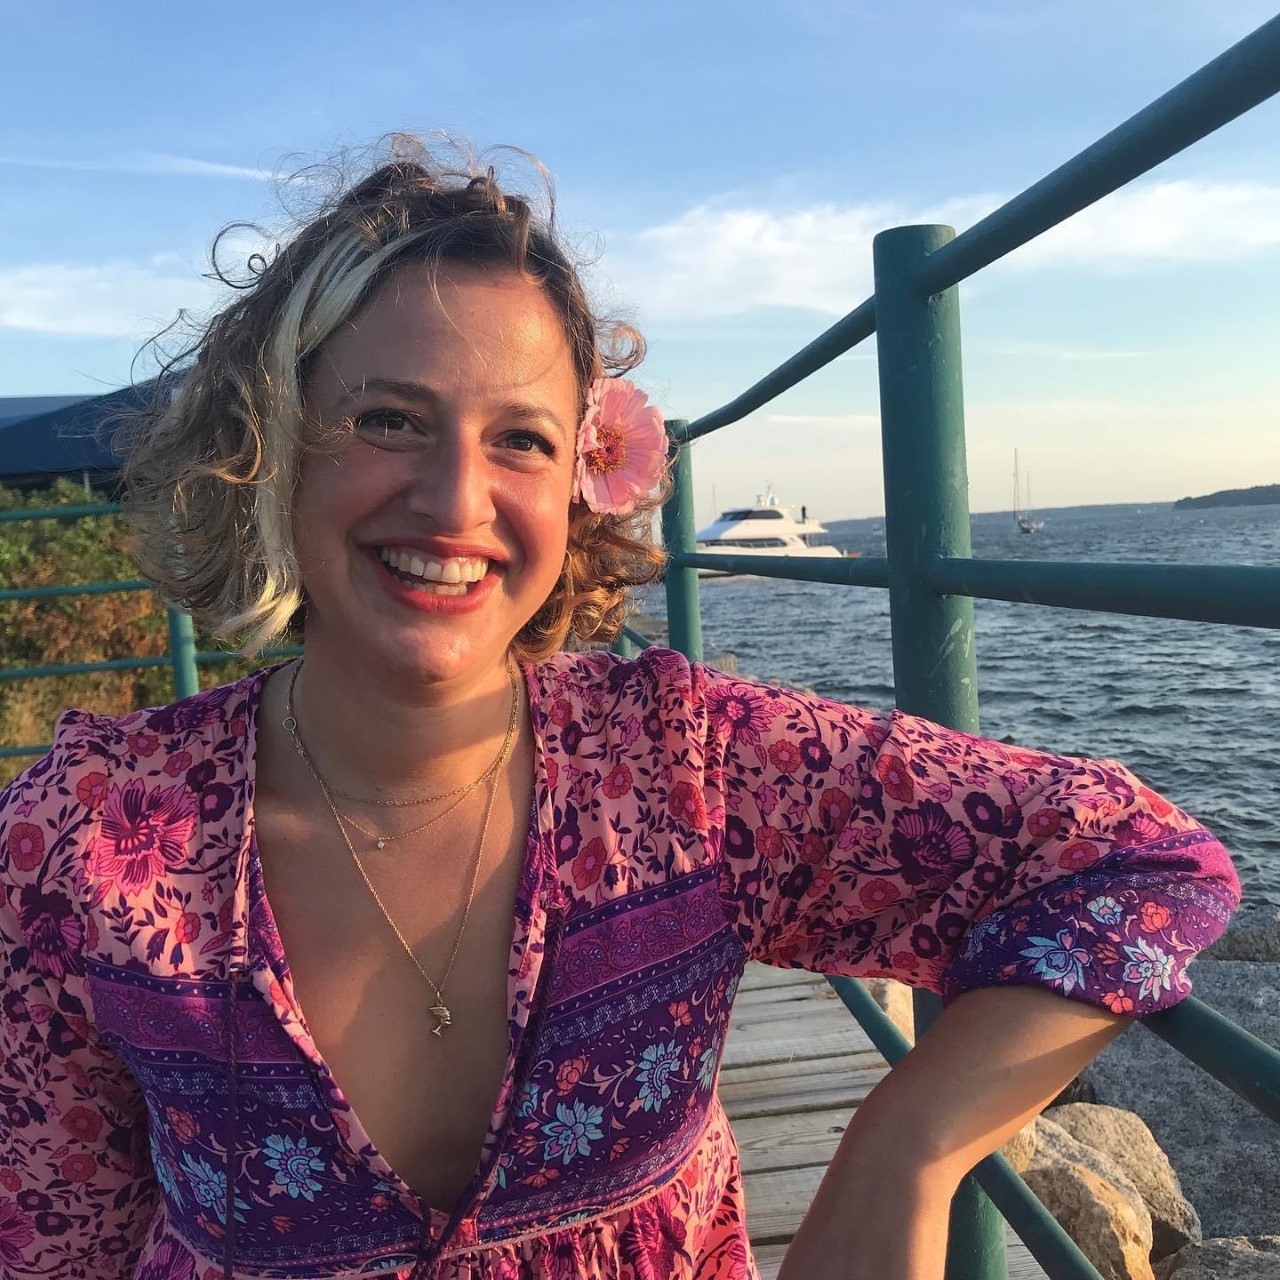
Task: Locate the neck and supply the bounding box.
[281,640,521,802]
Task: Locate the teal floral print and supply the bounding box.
[263,1133,327,1200]
[1123,936,1176,1002]
[541,1100,605,1166]
[179,1150,226,1219]
[1020,929,1092,995]
[1086,895,1124,924]
[635,1041,683,1113]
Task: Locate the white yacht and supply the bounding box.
[695,489,845,577]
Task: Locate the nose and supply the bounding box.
[402,432,498,532]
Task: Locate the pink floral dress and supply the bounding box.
[0,648,1239,1278]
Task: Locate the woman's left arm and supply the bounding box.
[778,985,1127,1280]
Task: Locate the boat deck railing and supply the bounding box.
[624,15,1280,1279]
[2,16,1280,1280]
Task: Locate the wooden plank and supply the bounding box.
[732,977,829,1008]
[718,1052,889,1118]
[731,1106,851,1174]
[738,962,822,992]
[723,1026,879,1070]
[727,1005,877,1059]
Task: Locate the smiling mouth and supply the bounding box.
[377,547,491,597]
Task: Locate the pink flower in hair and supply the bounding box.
[572,378,667,516]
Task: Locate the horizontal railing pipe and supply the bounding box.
[0,646,304,683]
[916,13,1280,297]
[929,557,1280,630]
[0,502,123,522]
[671,552,891,588]
[676,299,876,443]
[0,744,57,761]
[1142,995,1280,1123]
[0,580,152,602]
[0,655,178,681]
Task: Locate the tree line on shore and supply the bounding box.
[1173,483,1280,509]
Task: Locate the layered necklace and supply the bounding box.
[283,660,521,1038]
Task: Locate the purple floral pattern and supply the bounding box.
[0,649,1239,1278]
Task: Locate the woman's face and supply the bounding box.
[294,261,579,693]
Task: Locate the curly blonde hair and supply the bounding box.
[121,137,670,661]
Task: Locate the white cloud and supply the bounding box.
[601,195,996,322]
[1010,180,1280,268]
[0,228,279,337]
[0,153,281,182]
[600,179,1280,323]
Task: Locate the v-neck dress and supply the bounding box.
[0,648,1239,1278]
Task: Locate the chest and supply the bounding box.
[253,777,532,1212]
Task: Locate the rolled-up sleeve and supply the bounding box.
[697,664,1240,1016]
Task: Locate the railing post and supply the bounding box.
[166,607,200,701]
[873,224,1003,1279]
[661,425,704,662]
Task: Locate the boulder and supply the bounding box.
[1023,1116,1155,1280]
[860,977,915,1046]
[1002,1120,1037,1174]
[1049,1102,1202,1261]
[1154,1236,1280,1278]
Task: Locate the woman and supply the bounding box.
[0,144,1239,1280]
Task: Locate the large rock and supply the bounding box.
[1002,1120,1037,1174]
[860,977,915,1045]
[1024,1116,1155,1280]
[1155,1236,1280,1278]
[1049,1102,1202,1261]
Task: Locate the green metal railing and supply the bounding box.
[0,502,300,762]
[646,14,1280,1280]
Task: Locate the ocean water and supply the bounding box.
[641,501,1280,910]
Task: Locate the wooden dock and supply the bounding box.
[723,963,1049,1279]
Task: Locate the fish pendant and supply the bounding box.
[430,1003,452,1037]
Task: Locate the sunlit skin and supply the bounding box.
[286,261,579,794]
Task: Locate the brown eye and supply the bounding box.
[354,410,419,445]
[505,430,556,456]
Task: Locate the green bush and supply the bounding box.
[0,480,255,783]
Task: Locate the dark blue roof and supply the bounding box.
[0,395,90,427]
[0,385,155,482]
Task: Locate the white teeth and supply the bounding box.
[377,547,489,588]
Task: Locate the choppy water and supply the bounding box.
[642,501,1280,910]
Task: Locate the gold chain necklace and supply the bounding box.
[329,788,471,852]
[283,662,519,814]
[283,660,521,1036]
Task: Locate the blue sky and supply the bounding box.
[1,0,1277,520]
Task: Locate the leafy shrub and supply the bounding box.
[0,480,254,783]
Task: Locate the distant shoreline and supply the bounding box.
[821,495,1280,526]
[1173,483,1280,510]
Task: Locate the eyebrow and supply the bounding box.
[340,377,570,436]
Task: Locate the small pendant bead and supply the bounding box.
[376,839,386,849]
